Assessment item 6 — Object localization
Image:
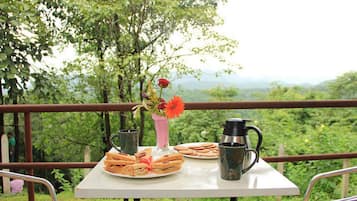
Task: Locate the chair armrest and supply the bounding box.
[0,170,57,201]
[303,166,357,201]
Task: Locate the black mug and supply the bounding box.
[219,143,258,180]
[110,129,138,155]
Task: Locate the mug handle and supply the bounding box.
[242,149,258,174]
[110,134,122,153]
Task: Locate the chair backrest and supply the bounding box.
[0,170,57,201]
[303,166,357,201]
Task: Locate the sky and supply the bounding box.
[41,0,357,85]
[214,0,357,84]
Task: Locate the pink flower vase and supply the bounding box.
[152,113,170,155]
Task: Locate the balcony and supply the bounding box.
[0,99,356,201]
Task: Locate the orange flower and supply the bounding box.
[165,96,184,119]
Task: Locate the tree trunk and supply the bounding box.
[103,88,111,151]
[139,79,145,145]
[113,14,127,130]
[118,75,126,129]
[0,79,4,134]
[96,39,112,151]
[13,97,19,162]
[0,79,4,166]
[100,112,107,153]
[133,21,143,144]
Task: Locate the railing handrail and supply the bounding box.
[1,152,357,169]
[0,99,356,113]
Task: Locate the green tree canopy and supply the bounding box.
[328,71,357,99]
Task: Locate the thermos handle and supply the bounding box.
[246,125,263,160]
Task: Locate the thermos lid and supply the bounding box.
[223,118,247,136]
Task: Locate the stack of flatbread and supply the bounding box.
[174,143,218,157]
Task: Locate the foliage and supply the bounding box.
[59,0,239,100]
[204,85,239,101]
[0,0,55,99]
[327,71,357,99]
[52,169,72,192]
[170,110,230,144]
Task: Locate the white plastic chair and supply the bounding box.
[303,166,357,201]
[0,170,57,201]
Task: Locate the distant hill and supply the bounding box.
[173,73,315,90]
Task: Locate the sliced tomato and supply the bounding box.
[140,156,153,170]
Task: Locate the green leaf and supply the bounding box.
[0,53,7,61]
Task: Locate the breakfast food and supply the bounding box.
[106,152,136,161]
[153,153,184,163]
[152,153,184,174]
[135,148,152,162]
[104,152,148,176]
[104,163,148,176]
[104,159,135,166]
[103,148,184,177]
[121,163,149,176]
[174,143,219,158]
[151,163,182,174]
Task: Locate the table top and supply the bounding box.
[75,147,300,198]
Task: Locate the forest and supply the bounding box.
[1,1,357,201]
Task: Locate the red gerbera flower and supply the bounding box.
[165,96,184,119]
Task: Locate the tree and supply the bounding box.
[204,86,239,101]
[0,0,57,161]
[328,71,357,99]
[59,0,238,146]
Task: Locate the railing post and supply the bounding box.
[83,146,91,176]
[24,112,34,201]
[276,144,285,201]
[341,159,350,198]
[1,134,10,193]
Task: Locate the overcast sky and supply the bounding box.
[41,0,357,85]
[214,0,357,84]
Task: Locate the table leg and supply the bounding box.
[124,199,128,201]
[134,199,140,201]
[230,197,237,201]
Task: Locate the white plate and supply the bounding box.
[175,142,219,159]
[103,167,182,179]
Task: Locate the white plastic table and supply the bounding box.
[75,147,300,199]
